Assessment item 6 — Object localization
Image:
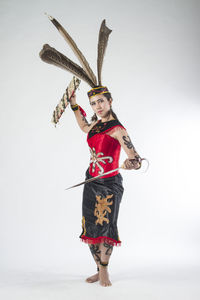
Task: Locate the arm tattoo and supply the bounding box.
[81,115,90,126]
[122,135,135,150]
[122,136,142,169]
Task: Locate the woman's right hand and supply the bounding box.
[63,93,77,106]
[69,93,77,105]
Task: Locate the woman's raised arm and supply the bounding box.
[66,93,97,133]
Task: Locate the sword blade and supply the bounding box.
[65,167,121,190]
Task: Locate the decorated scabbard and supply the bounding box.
[52,76,81,126]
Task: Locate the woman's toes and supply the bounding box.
[99,268,112,287]
[85,273,99,283]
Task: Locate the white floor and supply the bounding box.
[0,265,199,300]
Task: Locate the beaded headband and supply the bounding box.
[87,86,110,98]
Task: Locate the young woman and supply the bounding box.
[40,16,146,287]
[68,87,142,287]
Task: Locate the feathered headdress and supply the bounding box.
[39,14,112,97]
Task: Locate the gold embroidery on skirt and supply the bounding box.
[81,216,86,235]
[94,194,113,226]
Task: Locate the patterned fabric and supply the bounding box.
[79,168,124,246]
[87,86,109,98]
[88,119,124,139]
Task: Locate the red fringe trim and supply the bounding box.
[80,235,121,247]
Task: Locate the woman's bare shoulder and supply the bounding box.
[107,126,127,139]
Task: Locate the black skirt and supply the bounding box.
[79,168,124,246]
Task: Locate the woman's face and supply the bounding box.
[89,94,112,118]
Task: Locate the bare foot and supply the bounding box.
[85,272,99,283]
[99,267,112,287]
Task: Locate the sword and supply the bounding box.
[65,165,124,190]
[65,158,149,190]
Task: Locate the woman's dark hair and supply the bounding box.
[90,92,119,122]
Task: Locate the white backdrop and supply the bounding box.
[0,0,200,298]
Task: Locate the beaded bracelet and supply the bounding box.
[71,104,79,111]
